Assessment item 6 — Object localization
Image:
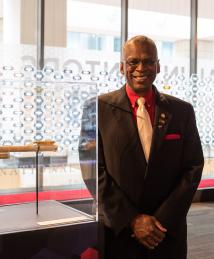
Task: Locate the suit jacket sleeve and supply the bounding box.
[154,104,204,235]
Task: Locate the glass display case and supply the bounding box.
[0,68,97,235]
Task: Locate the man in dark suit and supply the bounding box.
[98,35,204,259]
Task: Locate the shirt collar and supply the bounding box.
[125,84,155,108]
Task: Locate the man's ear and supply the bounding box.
[156,60,160,74]
[120,62,125,75]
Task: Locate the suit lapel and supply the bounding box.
[149,89,172,159]
[109,86,139,145]
[108,86,147,164]
[105,86,172,167]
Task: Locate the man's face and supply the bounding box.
[120,41,160,94]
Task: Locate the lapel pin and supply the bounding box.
[160,113,166,118]
[158,113,167,128]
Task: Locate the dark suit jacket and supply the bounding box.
[98,85,204,259]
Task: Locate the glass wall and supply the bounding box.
[198,0,214,187]
[44,0,121,76]
[128,0,191,79]
[0,0,214,200]
[0,0,37,69]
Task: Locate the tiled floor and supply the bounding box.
[187,202,214,259]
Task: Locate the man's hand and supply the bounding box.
[131,214,167,250]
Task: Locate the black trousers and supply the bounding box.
[99,225,148,259]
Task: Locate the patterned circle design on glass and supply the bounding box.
[24,129,34,134]
[35,96,43,104]
[3,129,13,134]
[13,97,24,103]
[72,135,79,141]
[44,117,52,122]
[24,116,34,122]
[205,117,211,123]
[3,141,13,145]
[35,121,43,130]
[170,80,178,86]
[192,96,197,103]
[24,65,35,72]
[13,111,24,115]
[177,74,185,81]
[35,133,43,140]
[55,122,63,128]
[90,76,99,81]
[55,135,63,141]
[55,110,64,116]
[73,75,81,80]
[198,91,204,97]
[99,82,108,87]
[3,117,13,121]
[108,76,117,82]
[14,72,24,78]
[13,122,24,128]
[24,81,34,87]
[64,104,71,110]
[205,126,211,133]
[44,104,52,110]
[34,71,44,80]
[44,129,53,134]
[64,91,71,98]
[43,66,54,74]
[54,73,63,80]
[71,146,78,152]
[205,136,211,143]
[13,136,23,142]
[3,104,13,108]
[205,96,212,102]
[205,106,211,113]
[24,103,34,110]
[198,80,205,87]
[64,116,71,122]
[192,85,198,92]
[99,71,108,76]
[64,139,71,145]
[204,77,212,83]
[81,91,89,99]
[72,109,80,117]
[82,70,90,75]
[34,109,43,116]
[58,146,63,152]
[55,98,63,104]
[72,121,80,128]
[71,96,80,105]
[198,101,204,107]
[63,68,73,75]
[190,74,199,83]
[185,91,192,97]
[64,128,71,134]
[1,80,13,87]
[24,91,34,97]
[44,91,53,98]
[43,82,53,88]
[3,65,14,71]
